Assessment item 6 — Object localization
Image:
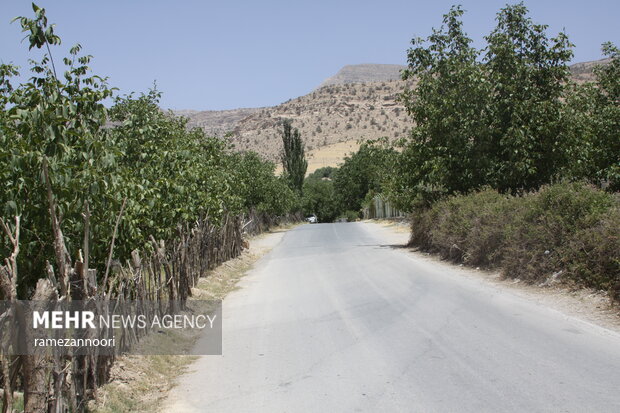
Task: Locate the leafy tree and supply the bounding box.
[390,3,576,210]
[307,166,337,180]
[233,151,299,216]
[302,179,340,222]
[333,141,396,212]
[1,5,118,295]
[590,43,620,189]
[1,4,295,297]
[564,43,620,190]
[395,6,492,207]
[108,89,243,253]
[280,119,307,193]
[484,2,573,192]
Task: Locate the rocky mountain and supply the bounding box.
[173,107,261,137]
[180,59,608,171]
[318,64,406,88]
[229,79,415,166]
[569,58,611,83]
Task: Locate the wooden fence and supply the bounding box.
[0,213,246,412]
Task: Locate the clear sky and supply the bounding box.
[1,0,618,110]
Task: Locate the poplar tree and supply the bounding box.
[280,119,307,193]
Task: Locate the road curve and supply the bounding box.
[163,222,620,412]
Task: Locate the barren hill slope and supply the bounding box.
[174,107,261,137]
[230,79,415,164]
[181,59,607,170]
[569,57,611,83]
[319,64,406,88]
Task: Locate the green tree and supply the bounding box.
[302,179,340,222]
[108,89,243,252]
[307,166,337,180]
[1,5,118,295]
[1,4,294,297]
[334,141,396,212]
[590,42,620,189]
[390,3,576,210]
[280,119,307,193]
[484,2,573,192]
[564,43,620,190]
[233,151,299,216]
[395,6,492,207]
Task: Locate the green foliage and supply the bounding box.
[233,151,299,216]
[398,6,492,204]
[300,141,397,220]
[391,3,581,210]
[0,4,292,297]
[408,183,619,299]
[2,6,117,294]
[391,4,619,300]
[307,166,337,180]
[108,89,244,254]
[333,141,396,212]
[341,210,360,222]
[13,4,61,49]
[564,43,620,190]
[596,42,620,100]
[280,119,307,193]
[484,3,574,192]
[302,179,340,223]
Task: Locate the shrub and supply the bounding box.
[408,183,620,301]
[561,205,620,293]
[502,183,614,282]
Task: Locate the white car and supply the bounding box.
[306,215,318,224]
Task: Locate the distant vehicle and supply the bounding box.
[306,215,318,224]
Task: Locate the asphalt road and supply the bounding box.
[164,222,620,412]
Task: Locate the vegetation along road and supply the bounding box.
[163,222,620,412]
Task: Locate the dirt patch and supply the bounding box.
[87,227,292,413]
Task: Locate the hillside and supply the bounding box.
[173,107,261,137]
[230,79,415,166]
[181,60,607,171]
[318,64,406,88]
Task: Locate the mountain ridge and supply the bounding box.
[318,64,406,88]
[179,59,608,171]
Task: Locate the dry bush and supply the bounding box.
[408,183,619,301]
[560,205,620,293]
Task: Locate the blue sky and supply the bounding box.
[1,0,618,110]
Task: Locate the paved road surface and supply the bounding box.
[163,222,620,412]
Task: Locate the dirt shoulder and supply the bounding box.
[87,226,293,413]
[363,219,620,333]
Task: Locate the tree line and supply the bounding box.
[385,4,619,209]
[316,3,618,218]
[0,5,300,298]
[1,6,305,410]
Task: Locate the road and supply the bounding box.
[163,222,620,412]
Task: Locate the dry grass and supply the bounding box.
[275,139,361,176]
[305,140,361,175]
[88,226,294,413]
[364,218,411,234]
